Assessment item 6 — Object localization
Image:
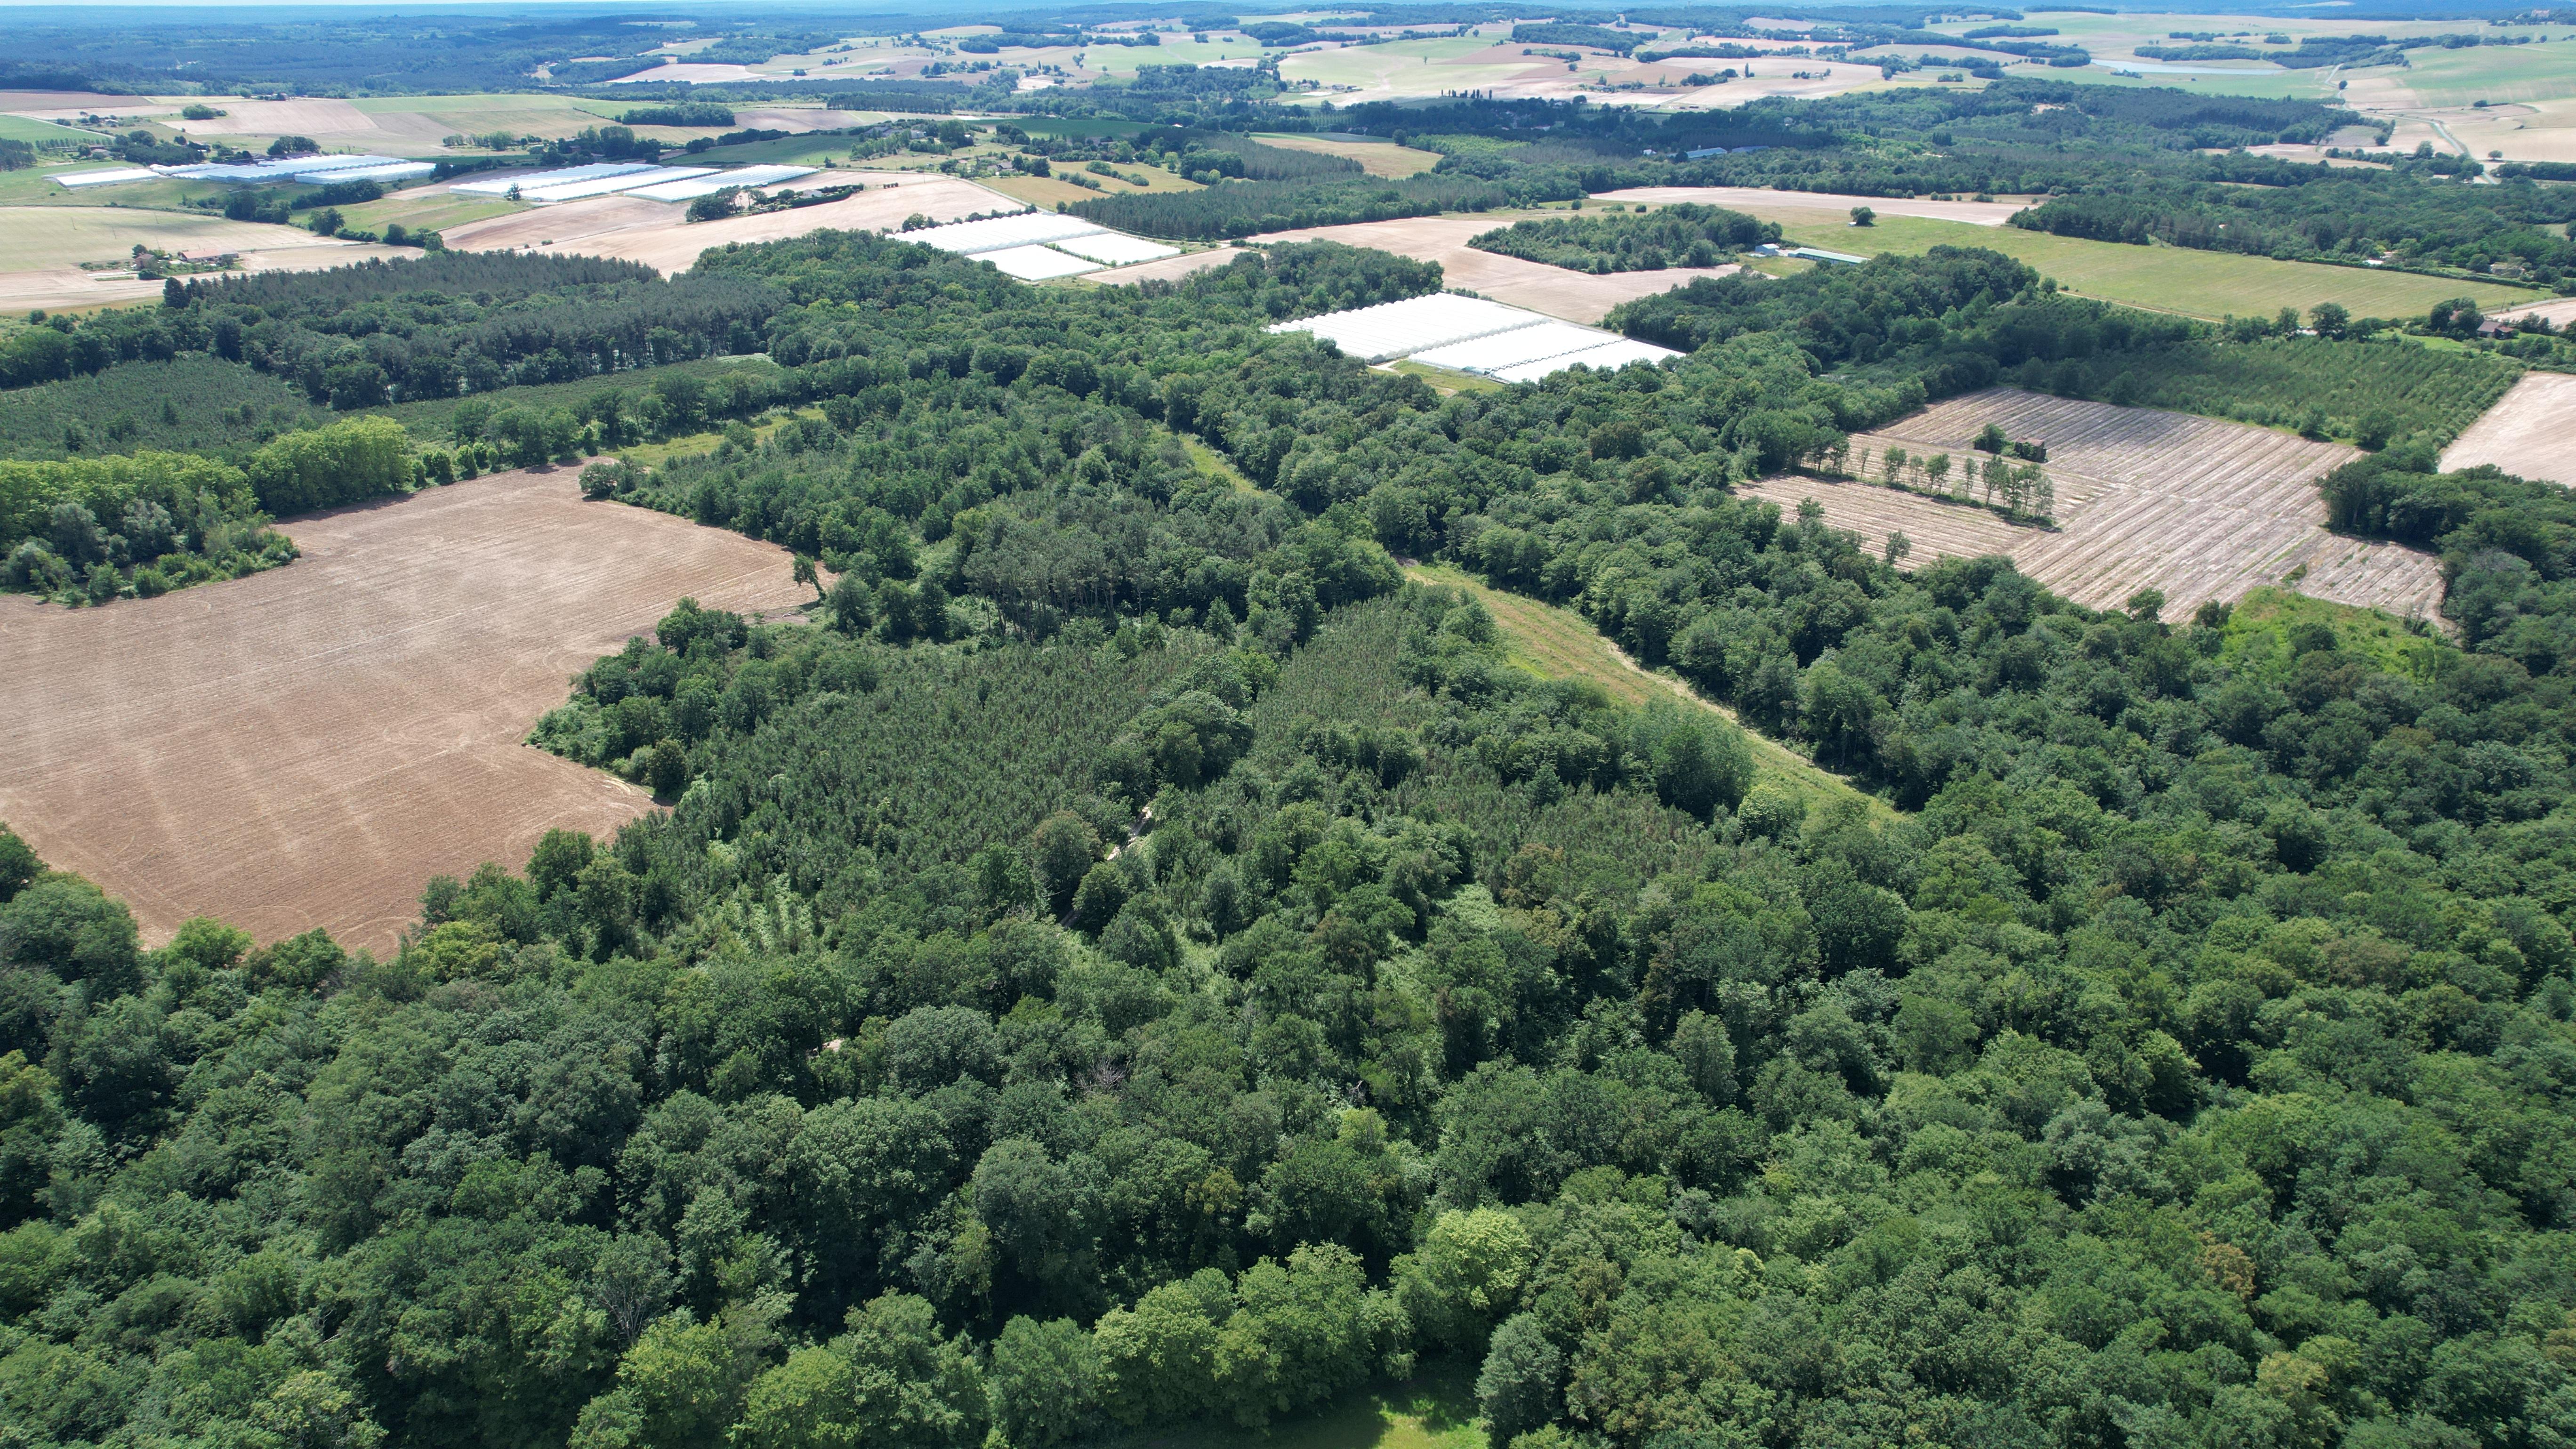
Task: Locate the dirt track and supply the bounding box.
[0,469,810,951]
[2439,370,2576,488]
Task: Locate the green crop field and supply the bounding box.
[2391,37,2576,106]
[0,114,101,146]
[1772,213,2537,321]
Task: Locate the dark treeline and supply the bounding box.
[2011,177,2576,286]
[0,253,781,411]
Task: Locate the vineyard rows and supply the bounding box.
[1753,389,2447,621]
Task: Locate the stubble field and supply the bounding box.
[0,468,812,951]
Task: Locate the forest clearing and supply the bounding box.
[1403,563,1900,823]
[2439,369,2576,488]
[1745,388,2447,619]
[0,467,808,950]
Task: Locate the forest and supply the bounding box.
[1470,204,1781,275]
[0,255,781,411]
[4,24,2576,1446]
[3,199,2574,1449]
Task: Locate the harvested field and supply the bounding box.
[1250,133,1443,177]
[1246,214,1738,323]
[0,205,342,271]
[1093,247,1247,285]
[2440,370,2576,488]
[1749,388,2446,620]
[0,468,811,951]
[443,175,1017,273]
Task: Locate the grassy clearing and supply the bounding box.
[1091,1360,1486,1449]
[1769,212,2536,321]
[2219,585,2441,677]
[1386,360,1506,394]
[1406,563,1901,821]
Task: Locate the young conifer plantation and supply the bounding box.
[0,50,2574,1449]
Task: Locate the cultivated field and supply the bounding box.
[0,207,413,313]
[2439,370,2576,487]
[1741,388,2447,619]
[442,173,1012,272]
[0,469,811,950]
[1247,214,1740,322]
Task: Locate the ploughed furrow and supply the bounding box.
[1739,475,2033,563]
[1765,388,2439,622]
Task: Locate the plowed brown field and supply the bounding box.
[1740,388,2445,620]
[0,468,811,951]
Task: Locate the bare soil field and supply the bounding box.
[1093,247,1247,285]
[2439,370,2576,487]
[0,469,811,951]
[1246,214,1739,323]
[0,209,412,313]
[443,174,1018,273]
[1749,388,2445,620]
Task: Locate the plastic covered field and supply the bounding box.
[451,163,660,197]
[162,154,425,185]
[974,244,1103,280]
[523,167,714,203]
[1408,320,1622,375]
[1267,293,1545,363]
[1488,338,1684,384]
[624,165,820,202]
[51,168,159,189]
[902,211,1095,255]
[1051,231,1182,266]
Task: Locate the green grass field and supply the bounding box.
[1406,563,1900,822]
[0,114,103,146]
[0,170,239,212]
[1773,213,2537,321]
[2391,38,2576,106]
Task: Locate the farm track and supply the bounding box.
[0,468,811,951]
[1745,388,2447,620]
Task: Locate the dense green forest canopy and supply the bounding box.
[5,200,2576,1449]
[1471,204,1781,274]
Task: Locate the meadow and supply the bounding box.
[1771,211,2536,321]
